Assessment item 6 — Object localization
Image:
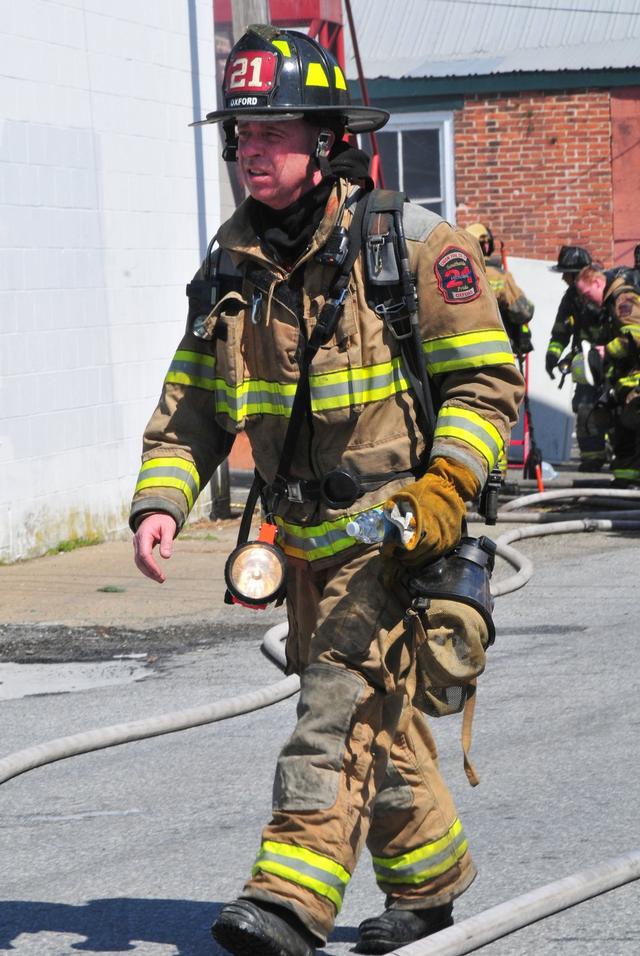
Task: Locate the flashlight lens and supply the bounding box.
[226,543,285,604]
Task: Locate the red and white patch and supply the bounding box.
[224,51,277,93]
[434,246,481,303]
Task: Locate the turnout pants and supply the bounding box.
[610,387,640,481]
[241,545,476,943]
[572,383,607,466]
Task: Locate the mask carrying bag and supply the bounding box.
[404,536,496,786]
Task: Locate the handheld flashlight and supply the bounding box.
[224,523,286,609]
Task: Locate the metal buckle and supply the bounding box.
[286,481,304,503]
[368,234,386,276]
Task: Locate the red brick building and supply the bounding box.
[344,0,640,270]
[352,73,640,269]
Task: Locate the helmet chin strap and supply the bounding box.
[315,130,334,177]
[222,119,238,162]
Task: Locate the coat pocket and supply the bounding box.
[309,286,365,425]
[209,292,250,432]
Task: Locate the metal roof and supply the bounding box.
[344,0,640,78]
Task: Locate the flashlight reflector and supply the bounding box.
[224,540,286,607]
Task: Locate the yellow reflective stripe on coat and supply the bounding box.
[274,503,386,562]
[372,818,468,886]
[134,458,200,510]
[617,372,640,389]
[310,356,407,411]
[548,340,564,356]
[165,349,216,391]
[424,329,514,375]
[165,337,512,421]
[165,350,298,419]
[253,840,351,912]
[434,406,503,471]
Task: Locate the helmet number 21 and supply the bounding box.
[226,53,276,92]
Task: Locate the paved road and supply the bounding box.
[1,519,639,955]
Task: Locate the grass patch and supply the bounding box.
[46,535,104,556]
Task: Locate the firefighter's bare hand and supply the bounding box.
[133,513,177,583]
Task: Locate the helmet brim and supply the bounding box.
[549,265,583,273]
[191,105,390,134]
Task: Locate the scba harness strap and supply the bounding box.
[185,188,499,521]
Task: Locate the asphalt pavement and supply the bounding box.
[1,477,639,956]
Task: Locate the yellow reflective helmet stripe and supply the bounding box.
[134,457,200,511]
[253,840,351,912]
[424,329,514,375]
[434,406,503,471]
[306,62,329,87]
[272,39,291,56]
[334,65,347,90]
[372,818,469,886]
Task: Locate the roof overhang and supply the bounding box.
[349,68,640,113]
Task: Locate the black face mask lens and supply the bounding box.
[320,469,361,508]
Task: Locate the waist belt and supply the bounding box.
[266,467,416,510]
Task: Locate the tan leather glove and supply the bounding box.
[383,456,481,566]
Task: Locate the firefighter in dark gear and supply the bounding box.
[546,245,608,472]
[465,222,534,360]
[576,265,640,485]
[130,25,524,956]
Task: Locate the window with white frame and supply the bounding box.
[367,112,455,221]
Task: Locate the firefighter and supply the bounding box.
[465,222,535,361]
[545,245,609,472]
[130,25,524,956]
[576,265,640,485]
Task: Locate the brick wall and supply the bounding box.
[454,89,613,265]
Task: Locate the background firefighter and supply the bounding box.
[464,221,535,361]
[130,25,524,956]
[546,245,608,472]
[576,264,640,486]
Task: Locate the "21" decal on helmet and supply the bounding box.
[225,52,276,93]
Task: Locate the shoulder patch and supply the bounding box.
[402,202,443,242]
[434,246,481,304]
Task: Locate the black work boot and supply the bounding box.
[355,902,453,954]
[211,899,318,956]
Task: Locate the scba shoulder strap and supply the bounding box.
[362,190,500,525]
[362,188,438,440]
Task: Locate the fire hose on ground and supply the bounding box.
[2,485,640,954]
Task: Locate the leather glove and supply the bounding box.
[383,456,480,566]
[545,351,558,379]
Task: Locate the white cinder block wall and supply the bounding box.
[0,0,221,560]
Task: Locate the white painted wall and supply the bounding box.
[507,257,575,466]
[0,0,222,560]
